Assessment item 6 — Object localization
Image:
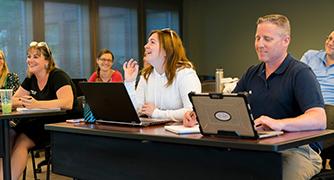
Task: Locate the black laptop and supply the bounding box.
[188,92,283,139]
[79,82,172,126]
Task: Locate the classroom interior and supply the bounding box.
[2,0,334,179]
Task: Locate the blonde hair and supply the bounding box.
[27,42,56,77]
[257,14,291,36]
[141,29,193,86]
[0,50,10,88]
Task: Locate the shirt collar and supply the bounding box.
[318,50,327,66]
[258,54,292,77]
[153,68,166,77]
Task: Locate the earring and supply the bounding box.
[45,64,49,69]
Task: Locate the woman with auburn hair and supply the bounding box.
[88,48,123,82]
[0,50,20,93]
[123,29,201,121]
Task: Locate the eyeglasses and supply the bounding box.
[327,36,334,42]
[161,28,174,41]
[99,58,113,63]
[29,41,51,55]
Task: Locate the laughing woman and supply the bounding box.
[123,29,201,121]
[2,41,77,179]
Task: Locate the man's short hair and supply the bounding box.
[257,14,290,36]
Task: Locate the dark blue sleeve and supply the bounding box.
[293,67,324,112]
[232,65,256,93]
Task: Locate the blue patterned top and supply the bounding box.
[301,50,334,105]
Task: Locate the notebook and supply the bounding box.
[164,124,200,134]
[79,82,172,126]
[188,92,283,139]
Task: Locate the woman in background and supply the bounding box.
[88,48,123,82]
[0,50,20,93]
[123,29,201,121]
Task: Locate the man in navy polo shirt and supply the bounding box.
[184,14,326,180]
[233,14,326,180]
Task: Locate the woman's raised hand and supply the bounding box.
[123,59,139,82]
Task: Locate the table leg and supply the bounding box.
[3,120,11,180]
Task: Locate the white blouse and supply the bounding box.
[125,68,201,121]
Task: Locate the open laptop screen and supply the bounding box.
[189,93,259,138]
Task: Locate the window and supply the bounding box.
[0,0,33,81]
[98,0,139,73]
[1,0,181,81]
[146,9,180,36]
[44,0,91,78]
[145,0,181,38]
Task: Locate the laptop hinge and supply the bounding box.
[217,130,239,137]
[209,93,223,99]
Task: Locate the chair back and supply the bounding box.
[201,80,216,93]
[325,104,334,129]
[323,104,334,148]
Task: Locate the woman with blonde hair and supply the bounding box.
[2,41,77,179]
[123,29,201,121]
[0,50,19,93]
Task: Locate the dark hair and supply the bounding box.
[96,49,115,80]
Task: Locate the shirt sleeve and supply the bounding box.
[88,72,97,82]
[293,67,324,111]
[51,70,72,92]
[152,68,202,121]
[21,77,32,91]
[111,70,123,82]
[300,50,311,64]
[5,73,20,93]
[124,77,145,111]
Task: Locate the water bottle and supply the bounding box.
[215,68,224,93]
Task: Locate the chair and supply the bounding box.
[321,104,334,168]
[22,145,51,180]
[22,96,85,180]
[201,80,216,93]
[311,104,334,179]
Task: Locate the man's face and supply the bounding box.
[325,31,334,58]
[255,22,290,64]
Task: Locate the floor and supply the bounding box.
[22,151,71,180]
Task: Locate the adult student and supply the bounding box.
[88,48,123,82]
[301,30,334,105]
[123,29,201,121]
[184,14,326,180]
[1,41,77,180]
[0,50,20,93]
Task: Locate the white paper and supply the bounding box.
[164,125,200,134]
[16,107,61,113]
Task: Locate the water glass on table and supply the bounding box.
[0,89,13,114]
